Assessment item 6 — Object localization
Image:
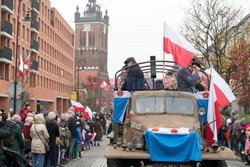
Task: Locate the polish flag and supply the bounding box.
[19,54,24,77]
[60,70,63,76]
[71,100,85,113]
[163,23,197,68]
[100,81,109,90]
[24,53,31,72]
[205,68,235,146]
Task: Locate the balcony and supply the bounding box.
[50,20,54,27]
[31,40,39,54]
[1,0,14,15]
[30,60,39,73]
[31,19,39,34]
[31,0,40,15]
[1,20,13,39]
[0,45,12,64]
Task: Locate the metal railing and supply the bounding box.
[30,60,38,71]
[32,0,40,12]
[1,0,13,11]
[1,20,12,36]
[0,45,12,61]
[31,39,39,51]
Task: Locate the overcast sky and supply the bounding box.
[50,0,249,78]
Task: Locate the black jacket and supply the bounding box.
[122,65,145,91]
[0,121,12,149]
[68,117,77,139]
[177,67,198,92]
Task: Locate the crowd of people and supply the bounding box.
[218,110,250,165]
[0,104,107,167]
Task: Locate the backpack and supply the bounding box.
[3,123,16,146]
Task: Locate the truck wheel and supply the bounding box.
[107,158,122,167]
[202,160,228,167]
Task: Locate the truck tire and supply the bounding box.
[107,158,122,167]
[202,160,228,167]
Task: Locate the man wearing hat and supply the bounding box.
[122,57,145,91]
[176,61,201,93]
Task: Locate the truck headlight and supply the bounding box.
[116,137,122,146]
[133,137,144,150]
[200,139,207,150]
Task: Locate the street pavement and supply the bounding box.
[63,136,108,167]
[63,136,247,167]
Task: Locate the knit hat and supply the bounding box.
[241,117,247,123]
[27,113,33,118]
[48,112,56,120]
[12,114,21,123]
[25,116,33,123]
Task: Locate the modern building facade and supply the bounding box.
[74,0,112,110]
[0,0,75,114]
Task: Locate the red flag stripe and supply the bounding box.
[213,84,231,109]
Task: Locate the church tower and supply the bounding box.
[74,0,109,75]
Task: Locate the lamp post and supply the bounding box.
[13,0,32,114]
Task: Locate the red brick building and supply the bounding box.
[74,0,112,111]
[0,0,75,114]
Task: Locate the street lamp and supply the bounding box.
[13,0,32,114]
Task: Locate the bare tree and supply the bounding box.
[181,0,243,78]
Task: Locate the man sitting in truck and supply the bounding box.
[121,57,146,91]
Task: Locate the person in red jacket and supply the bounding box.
[226,118,232,150]
[20,103,31,122]
[22,116,34,161]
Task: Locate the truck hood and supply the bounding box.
[130,114,199,132]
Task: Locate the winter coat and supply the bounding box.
[231,114,240,136]
[22,123,32,141]
[6,123,25,152]
[20,108,30,122]
[94,120,103,141]
[0,121,12,149]
[176,67,197,93]
[68,117,77,139]
[85,129,92,141]
[226,127,231,141]
[30,114,49,154]
[75,128,82,144]
[122,64,145,91]
[245,135,250,156]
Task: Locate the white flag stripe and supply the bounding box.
[207,81,218,141]
[210,68,235,103]
[71,100,84,108]
[164,23,197,54]
[85,106,93,119]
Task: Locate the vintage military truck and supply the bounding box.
[105,59,236,167]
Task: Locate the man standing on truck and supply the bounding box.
[121,57,145,91]
[176,61,201,93]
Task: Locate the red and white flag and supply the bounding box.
[19,54,24,77]
[205,68,235,146]
[85,106,93,121]
[60,70,63,76]
[24,53,31,72]
[100,81,109,90]
[71,100,85,113]
[163,23,197,68]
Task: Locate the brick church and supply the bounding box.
[74,0,112,111]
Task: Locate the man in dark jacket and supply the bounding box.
[68,117,77,159]
[0,110,13,167]
[45,112,59,167]
[176,62,201,93]
[122,57,145,91]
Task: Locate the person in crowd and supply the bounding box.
[30,114,49,167]
[68,116,77,160]
[241,117,250,131]
[239,127,247,161]
[45,112,59,167]
[0,110,13,166]
[85,126,91,150]
[245,127,250,165]
[164,71,178,90]
[22,116,34,161]
[19,103,31,130]
[5,114,25,156]
[94,117,103,146]
[155,79,164,90]
[217,119,227,146]
[231,113,240,154]
[74,121,82,159]
[60,125,70,164]
[121,57,145,91]
[226,118,232,149]
[176,61,201,93]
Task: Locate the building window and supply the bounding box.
[12,18,16,35]
[22,4,25,18]
[22,25,25,40]
[26,28,29,42]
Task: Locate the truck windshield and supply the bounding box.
[166,97,194,115]
[136,97,164,114]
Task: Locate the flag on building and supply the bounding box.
[163,23,197,68]
[60,70,63,76]
[24,53,31,72]
[19,54,24,77]
[205,68,236,146]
